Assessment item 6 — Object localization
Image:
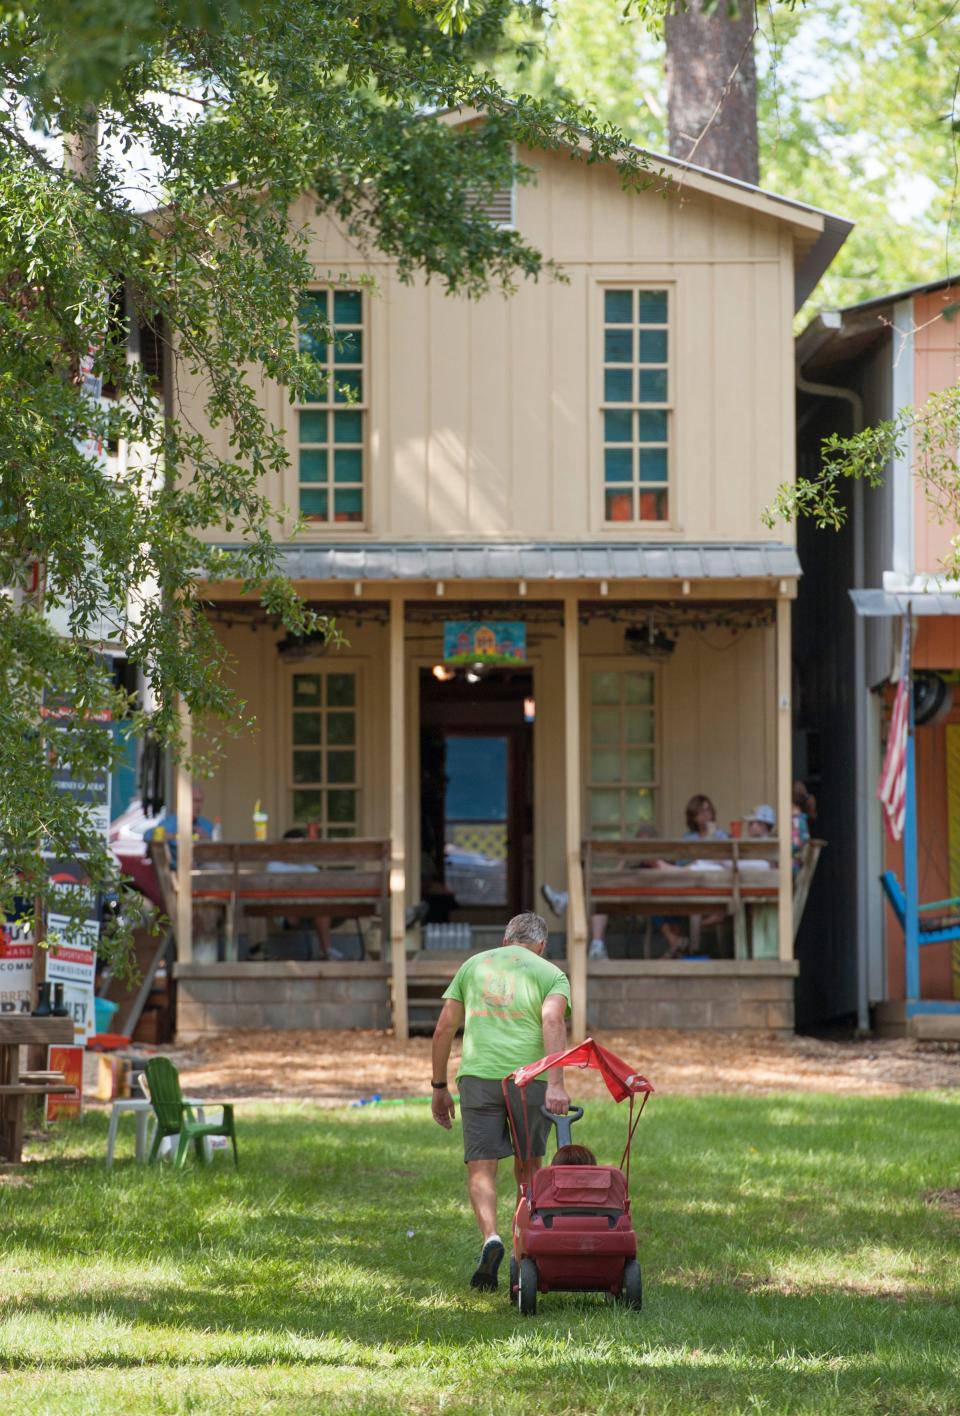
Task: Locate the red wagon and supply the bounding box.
[507,1037,654,1315]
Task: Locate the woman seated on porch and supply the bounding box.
[683,793,728,844]
[679,793,729,952]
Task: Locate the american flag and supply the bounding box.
[878,623,910,841]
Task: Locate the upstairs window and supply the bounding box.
[296,289,365,525]
[602,288,670,524]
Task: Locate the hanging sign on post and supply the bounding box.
[443,621,527,666]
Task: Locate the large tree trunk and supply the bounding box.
[665,0,758,184]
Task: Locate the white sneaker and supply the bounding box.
[588,938,608,960]
[540,884,569,917]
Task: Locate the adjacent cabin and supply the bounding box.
[164,113,850,1040]
[796,276,960,1038]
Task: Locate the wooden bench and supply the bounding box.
[583,837,823,958]
[583,832,787,957]
[153,838,391,961]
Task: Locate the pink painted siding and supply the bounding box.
[883,688,959,1002]
[913,285,960,574]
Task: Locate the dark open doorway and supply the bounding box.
[420,668,534,923]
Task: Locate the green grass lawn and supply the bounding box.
[1,1091,959,1415]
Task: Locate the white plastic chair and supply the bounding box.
[105,1071,209,1168]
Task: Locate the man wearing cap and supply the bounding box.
[743,805,778,957]
[430,911,571,1291]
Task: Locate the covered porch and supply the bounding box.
[172,542,802,1039]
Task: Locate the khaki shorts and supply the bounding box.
[458,1076,549,1163]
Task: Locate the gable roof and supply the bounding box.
[438,107,852,310]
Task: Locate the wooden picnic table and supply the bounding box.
[0,1015,76,1162]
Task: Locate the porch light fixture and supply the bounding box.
[432,664,455,682]
[624,621,676,661]
[523,696,536,722]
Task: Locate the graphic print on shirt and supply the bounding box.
[469,958,524,1020]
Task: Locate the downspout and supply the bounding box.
[796,362,869,1030]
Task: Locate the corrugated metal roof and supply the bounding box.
[850,589,960,617]
[228,542,801,583]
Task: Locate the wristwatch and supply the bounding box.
[431,1080,449,1089]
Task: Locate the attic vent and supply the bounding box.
[465,181,515,228]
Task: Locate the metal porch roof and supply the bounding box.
[850,589,960,617]
[231,542,801,583]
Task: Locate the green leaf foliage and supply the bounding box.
[0,0,651,954]
[495,0,960,315]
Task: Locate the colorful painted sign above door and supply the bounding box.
[443,621,527,666]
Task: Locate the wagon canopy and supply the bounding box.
[512,1037,653,1103]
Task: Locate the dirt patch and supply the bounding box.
[166,1029,960,1104]
[925,1188,960,1218]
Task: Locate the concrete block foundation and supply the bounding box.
[585,960,799,1033]
[174,962,391,1037]
[176,957,799,1036]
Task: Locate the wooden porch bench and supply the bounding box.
[583,832,787,957]
[583,837,822,958]
[157,838,391,961]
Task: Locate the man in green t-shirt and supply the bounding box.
[430,911,571,1291]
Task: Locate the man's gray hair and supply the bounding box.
[503,912,549,947]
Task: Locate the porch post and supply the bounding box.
[776,594,794,960]
[563,593,587,1039]
[903,611,920,1004]
[389,594,409,1041]
[175,698,193,965]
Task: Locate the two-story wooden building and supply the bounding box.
[170,112,851,1041]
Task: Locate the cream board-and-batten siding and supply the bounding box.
[169,114,849,1033]
[174,137,843,549]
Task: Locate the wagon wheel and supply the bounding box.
[518,1258,538,1316]
[619,1259,643,1311]
[508,1256,519,1300]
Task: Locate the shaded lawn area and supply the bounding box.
[0,1092,959,1415]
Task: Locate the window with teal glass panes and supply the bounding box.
[601,287,670,523]
[290,670,359,836]
[587,669,657,838]
[296,289,365,524]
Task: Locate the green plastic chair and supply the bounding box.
[144,1057,238,1169]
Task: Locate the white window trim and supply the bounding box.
[294,287,370,531]
[591,278,679,534]
[282,659,367,836]
[580,657,661,838]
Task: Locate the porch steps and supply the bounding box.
[404,951,461,1033]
